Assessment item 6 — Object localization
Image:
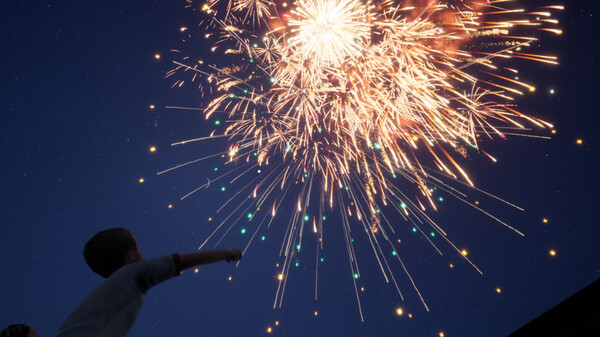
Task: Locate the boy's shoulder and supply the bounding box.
[112,254,180,292]
[68,254,178,313]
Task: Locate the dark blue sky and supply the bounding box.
[2,1,599,336]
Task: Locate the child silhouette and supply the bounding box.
[54,227,241,337]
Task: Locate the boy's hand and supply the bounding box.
[225,248,242,262]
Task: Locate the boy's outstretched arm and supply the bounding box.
[179,249,242,271]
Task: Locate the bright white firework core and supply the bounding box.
[288,0,370,67]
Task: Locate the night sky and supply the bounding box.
[2,1,599,337]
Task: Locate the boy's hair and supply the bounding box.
[83,227,137,278]
[0,324,30,337]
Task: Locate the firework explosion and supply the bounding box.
[161,0,562,319]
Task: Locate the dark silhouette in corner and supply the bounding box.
[508,278,600,336]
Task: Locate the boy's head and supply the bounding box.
[0,324,39,337]
[83,227,143,278]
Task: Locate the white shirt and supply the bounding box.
[54,254,180,337]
